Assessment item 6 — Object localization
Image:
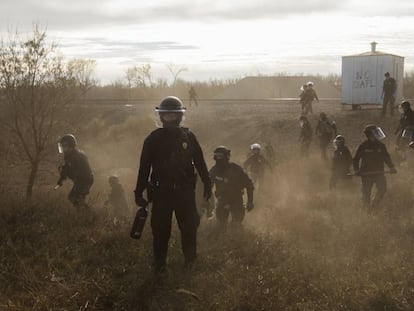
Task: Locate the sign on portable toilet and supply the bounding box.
[341,42,404,109]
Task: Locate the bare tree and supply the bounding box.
[166,63,187,94]
[67,58,97,100]
[0,26,95,198]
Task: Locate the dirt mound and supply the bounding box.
[214,76,340,99]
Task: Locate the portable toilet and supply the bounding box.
[341,42,404,109]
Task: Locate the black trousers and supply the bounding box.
[383,94,395,116]
[69,182,92,208]
[319,134,332,160]
[151,187,200,269]
[215,197,245,224]
[361,174,387,208]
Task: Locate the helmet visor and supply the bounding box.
[58,142,64,154]
[372,127,386,140]
[402,128,414,139]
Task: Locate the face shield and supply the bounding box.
[58,142,64,154]
[154,111,185,128]
[371,127,386,141]
[402,127,414,139]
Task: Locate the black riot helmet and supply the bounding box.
[155,96,186,127]
[58,134,77,153]
[401,100,411,112]
[333,135,345,149]
[156,96,187,112]
[364,124,386,141]
[213,146,231,161]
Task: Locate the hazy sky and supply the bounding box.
[2,0,414,84]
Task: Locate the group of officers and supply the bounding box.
[54,96,414,273]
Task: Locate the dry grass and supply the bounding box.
[2,100,414,310]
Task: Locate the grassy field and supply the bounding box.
[2,99,414,310]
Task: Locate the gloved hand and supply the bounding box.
[203,183,212,201]
[246,202,254,212]
[135,192,148,207]
[390,167,397,174]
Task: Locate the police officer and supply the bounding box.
[353,125,397,211]
[56,134,94,208]
[315,112,337,160]
[329,135,353,190]
[104,176,129,220]
[382,72,397,116]
[301,81,319,115]
[210,146,254,227]
[299,115,312,158]
[134,96,211,272]
[243,143,272,190]
[395,100,414,149]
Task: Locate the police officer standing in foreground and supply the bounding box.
[55,134,94,208]
[134,96,211,272]
[353,125,397,211]
[210,146,254,227]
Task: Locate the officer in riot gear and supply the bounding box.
[329,135,353,189]
[395,100,414,149]
[210,146,254,227]
[56,134,94,208]
[315,112,337,160]
[353,125,397,211]
[299,115,312,158]
[243,143,272,190]
[134,96,211,272]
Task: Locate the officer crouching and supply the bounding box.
[55,134,94,209]
[209,146,254,227]
[134,96,212,273]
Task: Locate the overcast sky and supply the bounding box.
[2,0,414,84]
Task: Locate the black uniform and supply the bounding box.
[382,77,397,116]
[395,108,414,147]
[210,163,254,224]
[330,146,353,189]
[301,88,319,115]
[57,149,94,207]
[353,140,395,208]
[243,154,271,188]
[315,118,337,160]
[134,127,210,269]
[300,122,313,157]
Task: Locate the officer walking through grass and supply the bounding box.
[55,134,94,209]
[353,125,397,211]
[134,96,211,272]
[329,135,353,190]
[315,112,337,160]
[299,115,312,158]
[210,146,254,227]
[243,143,272,190]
